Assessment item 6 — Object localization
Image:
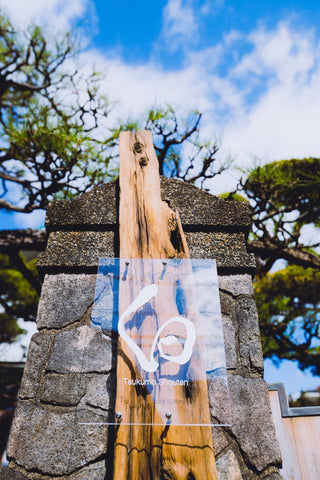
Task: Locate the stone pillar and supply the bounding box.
[6,178,282,479]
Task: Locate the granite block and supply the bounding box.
[37,231,115,269]
[19,333,51,400]
[7,402,108,475]
[47,326,112,374]
[37,274,96,329]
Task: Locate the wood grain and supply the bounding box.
[269,391,302,480]
[113,131,217,479]
[269,390,320,480]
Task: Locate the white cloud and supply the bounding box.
[0,0,91,30]
[224,23,320,167]
[162,0,199,48]
[234,23,316,86]
[201,0,226,15]
[85,55,207,122]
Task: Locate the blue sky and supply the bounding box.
[0,0,319,397]
[91,0,320,68]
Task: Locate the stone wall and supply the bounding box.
[6,178,282,479]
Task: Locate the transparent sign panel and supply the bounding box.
[91,258,231,426]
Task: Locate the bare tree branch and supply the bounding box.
[248,239,320,270]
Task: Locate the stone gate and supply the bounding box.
[6,177,282,479]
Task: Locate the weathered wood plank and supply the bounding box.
[269,391,302,480]
[293,416,320,480]
[269,390,320,480]
[118,130,188,260]
[113,131,217,479]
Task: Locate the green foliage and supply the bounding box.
[0,253,39,344]
[255,265,320,374]
[239,158,320,374]
[0,12,116,213]
[0,364,23,409]
[218,192,248,202]
[241,158,320,275]
[245,158,320,229]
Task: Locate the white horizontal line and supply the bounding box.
[78,423,231,427]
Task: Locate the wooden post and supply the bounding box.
[113,131,218,479]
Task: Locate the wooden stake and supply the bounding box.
[113,131,217,479]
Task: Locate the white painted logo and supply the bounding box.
[118,284,196,373]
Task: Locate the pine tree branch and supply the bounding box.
[248,239,320,269]
[7,250,42,294]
